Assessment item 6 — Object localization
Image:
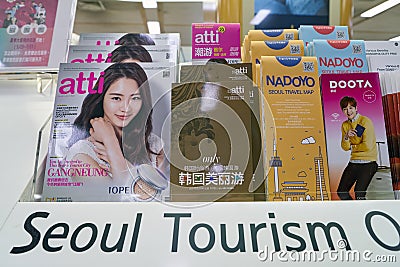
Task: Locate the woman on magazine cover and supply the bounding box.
[66,63,166,199]
[337,96,378,200]
[110,45,153,63]
[115,33,156,46]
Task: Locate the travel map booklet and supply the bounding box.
[298,25,349,47]
[169,80,261,201]
[250,40,304,87]
[41,62,174,202]
[247,29,299,42]
[67,45,178,65]
[320,73,394,200]
[313,40,369,75]
[245,29,299,64]
[260,56,331,201]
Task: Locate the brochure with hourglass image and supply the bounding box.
[41,62,174,202]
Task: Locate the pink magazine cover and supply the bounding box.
[192,23,241,62]
[41,62,174,202]
[320,72,394,200]
[0,1,77,71]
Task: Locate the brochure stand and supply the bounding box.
[0,66,395,266]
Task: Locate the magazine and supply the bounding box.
[41,62,174,202]
[320,73,394,200]
[0,0,77,71]
[313,40,369,75]
[179,62,252,83]
[78,32,181,48]
[192,23,241,63]
[260,56,331,201]
[67,45,178,65]
[169,80,259,201]
[178,62,263,198]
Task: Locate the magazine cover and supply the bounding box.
[78,32,181,48]
[178,63,264,199]
[320,73,394,200]
[41,62,174,202]
[248,29,298,42]
[260,56,331,201]
[67,45,178,65]
[0,0,77,71]
[251,40,304,86]
[179,62,252,83]
[313,40,369,75]
[191,23,241,63]
[169,80,260,201]
[298,25,349,46]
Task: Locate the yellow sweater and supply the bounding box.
[341,114,377,161]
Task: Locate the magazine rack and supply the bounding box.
[0,82,398,267]
[0,71,57,93]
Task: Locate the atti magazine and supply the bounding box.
[42,62,174,202]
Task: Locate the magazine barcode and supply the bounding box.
[162,70,170,78]
[336,31,346,39]
[352,44,362,54]
[290,45,301,54]
[303,62,314,72]
[285,33,294,40]
[166,52,170,59]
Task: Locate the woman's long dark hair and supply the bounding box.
[111,45,153,63]
[115,33,156,46]
[69,63,156,165]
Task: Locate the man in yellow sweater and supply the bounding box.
[337,96,378,200]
